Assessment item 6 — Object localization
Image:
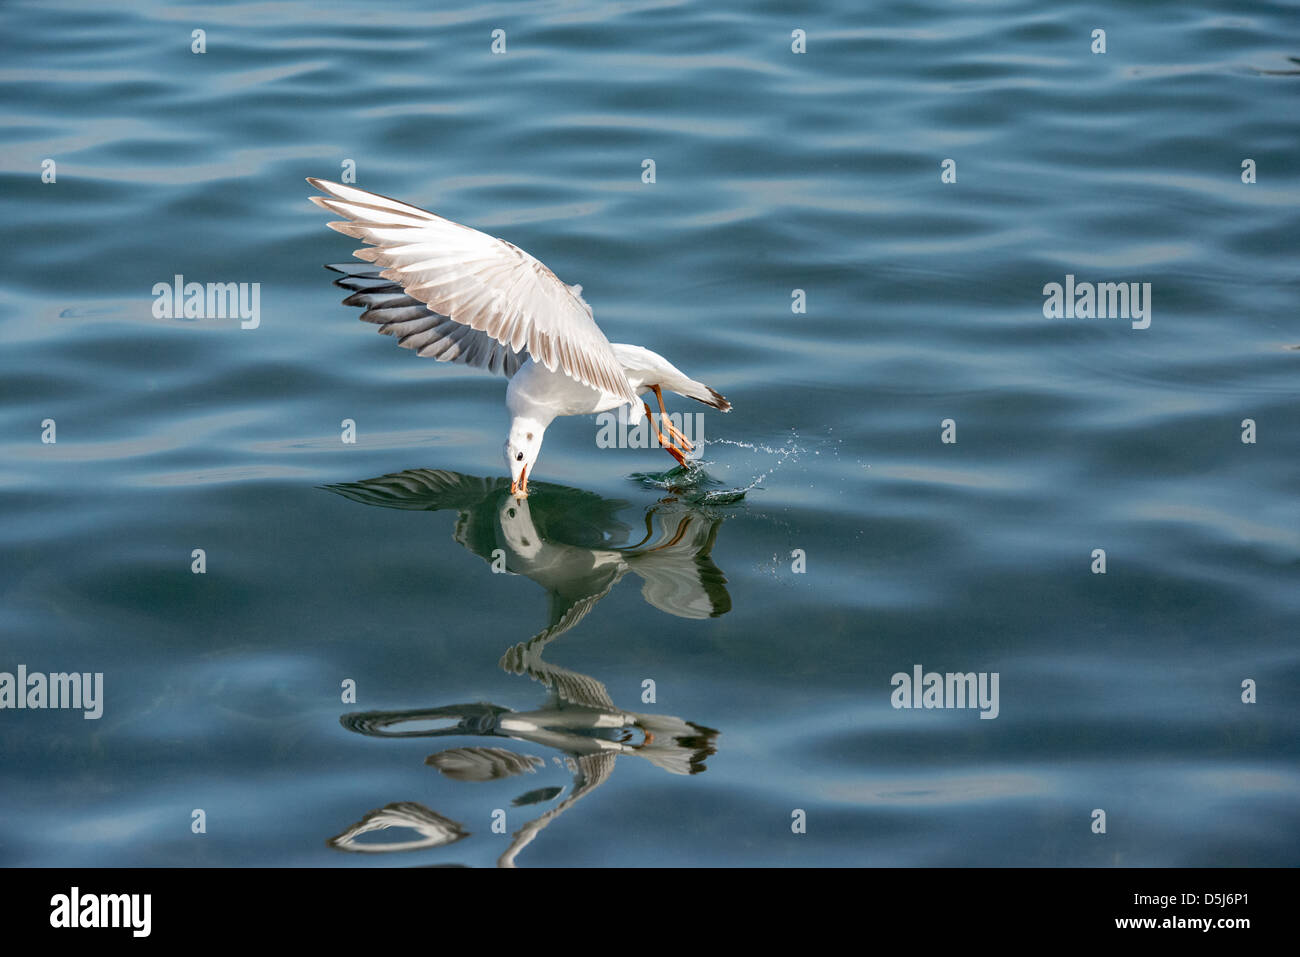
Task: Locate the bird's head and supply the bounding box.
[505,420,544,498]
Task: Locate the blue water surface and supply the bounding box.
[0,0,1297,866]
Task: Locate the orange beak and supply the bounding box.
[510,465,528,498]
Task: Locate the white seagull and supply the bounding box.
[308,179,731,497]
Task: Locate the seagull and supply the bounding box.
[308,179,731,498]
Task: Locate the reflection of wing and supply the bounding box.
[513,786,564,807]
[325,468,502,512]
[427,747,543,782]
[340,702,512,738]
[539,585,618,651]
[327,801,468,853]
[325,469,511,561]
[324,469,631,544]
[500,604,617,711]
[326,263,525,376]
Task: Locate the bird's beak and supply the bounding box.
[510,465,528,499]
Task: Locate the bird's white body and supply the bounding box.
[507,343,705,425]
[507,353,636,424]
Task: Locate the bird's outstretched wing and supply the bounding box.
[309,179,638,404]
[326,263,525,376]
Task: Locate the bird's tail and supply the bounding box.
[675,379,732,412]
[609,343,732,412]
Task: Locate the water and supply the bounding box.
[1,0,1297,867]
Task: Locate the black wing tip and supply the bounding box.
[325,262,381,277]
[708,387,732,412]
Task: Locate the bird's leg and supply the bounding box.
[652,385,693,452]
[644,401,687,467]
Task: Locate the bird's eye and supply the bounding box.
[507,508,516,518]
[515,452,524,462]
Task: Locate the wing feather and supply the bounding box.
[309,179,636,402]
[324,264,525,376]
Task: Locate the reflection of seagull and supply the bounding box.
[326,468,729,865]
[308,179,731,497]
[325,469,731,643]
[343,698,718,868]
[327,801,468,854]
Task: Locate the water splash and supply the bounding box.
[629,432,804,504]
[628,461,735,504]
